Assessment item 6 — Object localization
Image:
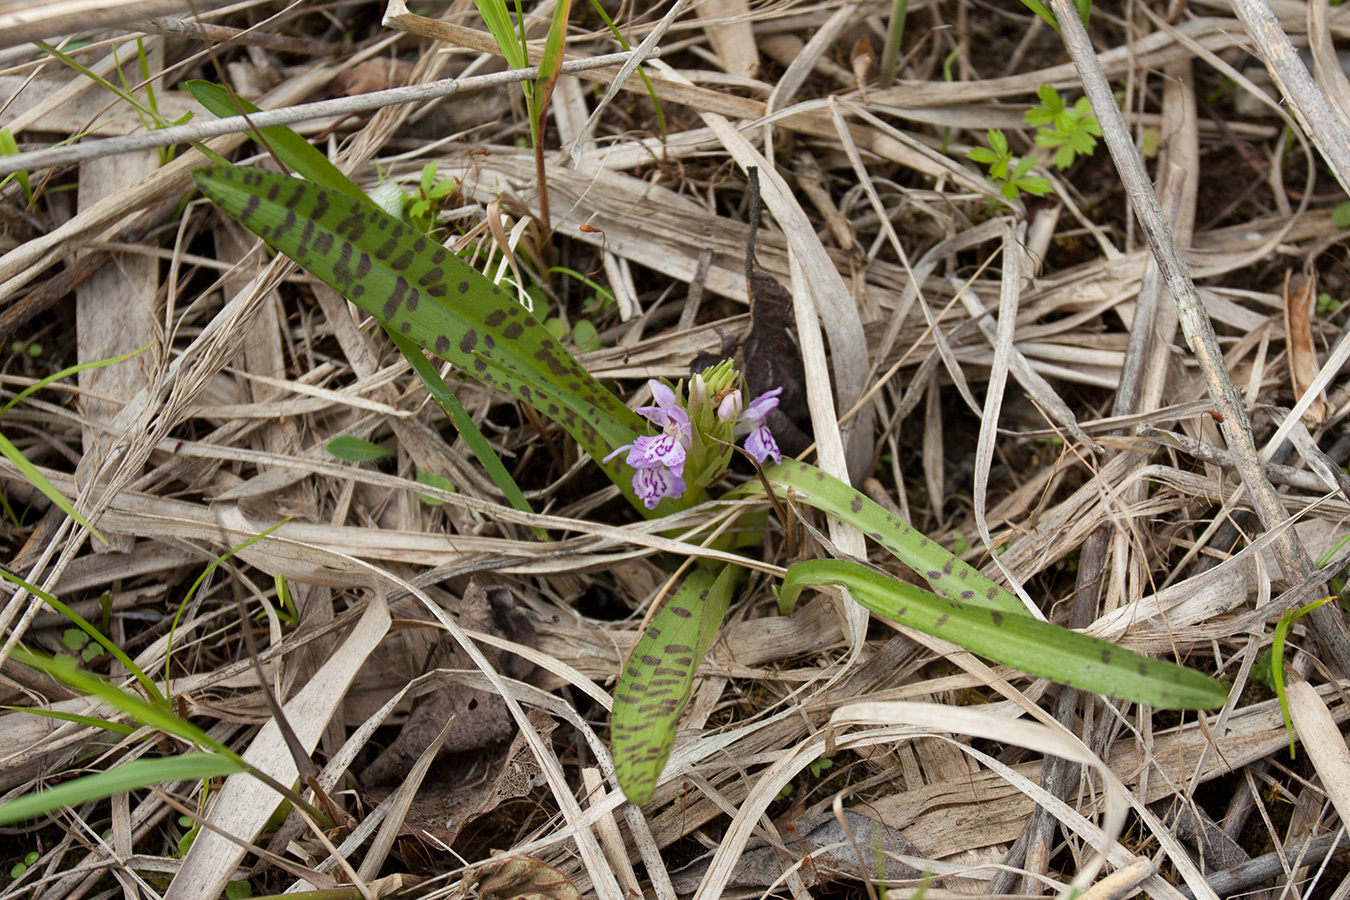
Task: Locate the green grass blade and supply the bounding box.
[385,327,537,522]
[533,0,572,117]
[192,166,646,506]
[0,430,105,545]
[1016,0,1060,30]
[185,81,370,205]
[779,559,1228,710]
[473,0,528,69]
[2,706,139,735]
[584,0,666,137]
[878,0,907,88]
[0,343,151,418]
[36,41,157,124]
[11,647,245,760]
[0,568,160,702]
[612,564,738,803]
[0,753,247,825]
[743,462,1027,616]
[164,521,288,693]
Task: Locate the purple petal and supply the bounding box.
[648,380,677,410]
[740,387,783,425]
[744,423,782,464]
[717,393,741,421]
[633,466,686,509]
[602,443,633,464]
[625,433,686,473]
[637,403,691,437]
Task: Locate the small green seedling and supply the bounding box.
[968,130,1053,202]
[1270,596,1333,758]
[325,435,395,463]
[0,128,32,207]
[1333,201,1350,228]
[808,757,833,778]
[415,469,457,505]
[62,628,104,663]
[10,850,39,879]
[1024,85,1101,170]
[1317,292,1343,315]
[176,815,200,856]
[374,163,459,234]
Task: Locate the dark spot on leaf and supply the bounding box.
[460,330,478,354]
[503,322,524,340]
[990,612,1003,626]
[850,496,863,514]
[435,336,450,354]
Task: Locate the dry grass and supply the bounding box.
[1,0,1350,897]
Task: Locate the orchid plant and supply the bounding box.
[607,362,783,509]
[185,145,1227,808]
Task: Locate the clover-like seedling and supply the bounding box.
[968,129,1053,202]
[1025,85,1101,170]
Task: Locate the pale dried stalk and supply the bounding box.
[0,51,647,177]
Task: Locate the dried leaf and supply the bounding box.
[669,808,926,892]
[465,856,583,900]
[690,168,812,454]
[360,581,536,785]
[1283,271,1326,425]
[851,37,875,101]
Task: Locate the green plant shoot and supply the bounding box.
[192,163,1230,808]
[968,129,1052,202]
[1025,85,1101,169]
[1272,596,1333,758]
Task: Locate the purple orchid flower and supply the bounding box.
[604,380,694,508]
[721,387,784,465]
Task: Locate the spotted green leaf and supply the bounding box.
[744,462,1027,617]
[612,564,738,804]
[778,559,1227,710]
[191,166,646,508]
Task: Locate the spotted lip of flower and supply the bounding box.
[602,380,695,508]
[632,465,686,509]
[733,387,784,465]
